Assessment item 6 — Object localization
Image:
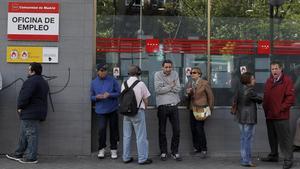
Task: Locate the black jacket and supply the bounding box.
[236,85,262,124]
[17,75,49,121]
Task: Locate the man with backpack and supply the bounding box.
[90,63,120,159]
[120,65,152,165]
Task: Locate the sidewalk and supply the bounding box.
[1,153,300,169]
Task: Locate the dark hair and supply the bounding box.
[271,60,283,69]
[191,67,202,77]
[240,72,253,85]
[128,65,141,76]
[162,59,173,67]
[29,62,42,75]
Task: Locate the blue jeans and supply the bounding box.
[122,109,149,163]
[15,120,39,160]
[239,124,255,165]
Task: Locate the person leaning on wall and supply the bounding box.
[186,67,214,159]
[90,63,120,159]
[154,59,182,161]
[6,62,49,164]
[235,72,262,167]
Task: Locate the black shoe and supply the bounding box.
[241,163,256,167]
[293,145,300,152]
[160,153,167,161]
[283,160,293,169]
[171,153,182,161]
[139,158,152,165]
[6,154,22,162]
[123,157,134,164]
[261,155,279,162]
[18,158,38,164]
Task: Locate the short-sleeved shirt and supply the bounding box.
[121,76,150,109]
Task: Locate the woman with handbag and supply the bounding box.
[186,67,214,159]
[236,72,262,167]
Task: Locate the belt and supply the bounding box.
[161,104,177,107]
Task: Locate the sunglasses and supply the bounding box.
[99,69,107,72]
[191,72,199,74]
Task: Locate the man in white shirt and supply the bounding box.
[121,65,152,165]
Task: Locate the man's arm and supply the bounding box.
[281,79,295,111]
[107,78,121,98]
[90,82,97,101]
[17,80,35,110]
[154,72,172,94]
[143,97,149,109]
[171,74,181,93]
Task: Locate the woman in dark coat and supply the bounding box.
[235,72,262,167]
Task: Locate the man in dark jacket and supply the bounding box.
[262,61,295,169]
[6,62,49,164]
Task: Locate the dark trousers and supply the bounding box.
[97,110,119,150]
[266,119,293,161]
[157,105,180,154]
[190,111,207,151]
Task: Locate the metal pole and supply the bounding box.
[139,0,143,69]
[207,0,211,82]
[269,4,274,56]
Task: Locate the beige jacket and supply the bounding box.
[188,79,214,111]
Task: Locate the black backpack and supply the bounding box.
[118,80,142,116]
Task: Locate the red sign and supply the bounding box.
[257,40,270,54]
[145,39,159,53]
[7,2,60,41]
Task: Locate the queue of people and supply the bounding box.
[4,60,300,169]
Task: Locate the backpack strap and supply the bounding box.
[124,80,140,90]
[125,80,143,108]
[128,80,140,90]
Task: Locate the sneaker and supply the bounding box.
[6,154,22,162]
[18,158,38,164]
[160,153,167,161]
[171,153,182,161]
[123,157,134,164]
[200,151,207,159]
[97,148,105,159]
[139,158,152,165]
[110,150,118,159]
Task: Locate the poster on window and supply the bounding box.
[7,2,59,41]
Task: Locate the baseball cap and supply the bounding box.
[96,63,107,71]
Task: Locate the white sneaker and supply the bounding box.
[110,150,118,159]
[97,148,105,159]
